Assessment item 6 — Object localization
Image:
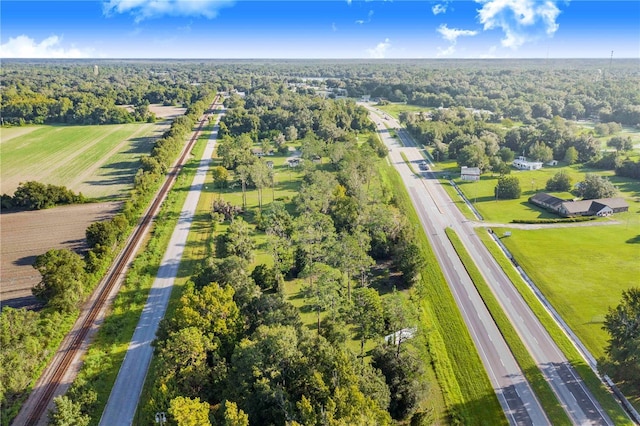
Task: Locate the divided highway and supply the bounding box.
[367,106,615,426]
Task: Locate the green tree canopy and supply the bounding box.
[545,171,572,192]
[219,217,255,262]
[168,396,211,426]
[577,174,617,199]
[602,287,640,390]
[495,175,521,200]
[32,249,87,312]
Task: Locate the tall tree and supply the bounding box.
[351,287,385,356]
[211,166,229,197]
[220,217,255,262]
[577,174,617,199]
[168,396,211,426]
[602,287,640,390]
[331,229,374,300]
[545,171,572,192]
[249,160,271,212]
[495,175,521,200]
[235,165,250,209]
[301,263,342,332]
[223,401,249,426]
[32,249,86,312]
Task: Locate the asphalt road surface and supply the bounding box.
[99,112,223,426]
[367,106,615,426]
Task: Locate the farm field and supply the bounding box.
[0,201,121,309]
[1,120,169,199]
[450,163,640,360]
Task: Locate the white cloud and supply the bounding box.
[355,10,374,24]
[367,38,391,59]
[332,22,338,32]
[103,0,235,22]
[437,45,456,57]
[432,3,447,15]
[436,24,477,57]
[0,35,93,58]
[437,24,478,43]
[475,0,561,49]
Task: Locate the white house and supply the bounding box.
[513,156,543,170]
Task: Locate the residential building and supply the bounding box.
[513,156,543,170]
[529,192,629,217]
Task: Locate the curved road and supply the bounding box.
[368,106,615,426]
[99,107,224,425]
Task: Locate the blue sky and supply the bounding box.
[1,1,638,59]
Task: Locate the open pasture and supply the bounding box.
[1,121,169,199]
[451,164,640,359]
[0,201,121,309]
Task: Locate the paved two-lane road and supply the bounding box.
[99,108,224,426]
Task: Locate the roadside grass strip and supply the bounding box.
[476,230,633,425]
[399,151,421,178]
[70,125,214,425]
[380,162,506,425]
[444,228,571,426]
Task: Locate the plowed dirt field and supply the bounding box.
[0,202,120,309]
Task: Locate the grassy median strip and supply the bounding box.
[380,162,507,425]
[476,229,633,425]
[444,227,571,425]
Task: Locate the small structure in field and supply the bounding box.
[287,158,300,168]
[460,166,481,181]
[384,327,417,345]
[529,192,629,217]
[251,148,265,158]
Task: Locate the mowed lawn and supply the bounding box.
[375,102,433,119]
[450,164,640,358]
[1,122,169,199]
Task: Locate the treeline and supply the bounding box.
[0,91,215,425]
[0,62,217,125]
[402,107,630,174]
[4,59,639,127]
[1,181,85,210]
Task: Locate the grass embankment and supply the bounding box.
[72,124,214,425]
[380,162,506,424]
[444,228,571,425]
[476,230,634,424]
[1,122,165,199]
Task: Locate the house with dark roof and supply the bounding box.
[529,192,629,217]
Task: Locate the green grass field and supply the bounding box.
[450,164,640,360]
[1,122,168,199]
[494,221,640,359]
[375,103,433,119]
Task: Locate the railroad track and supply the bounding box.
[18,95,220,426]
